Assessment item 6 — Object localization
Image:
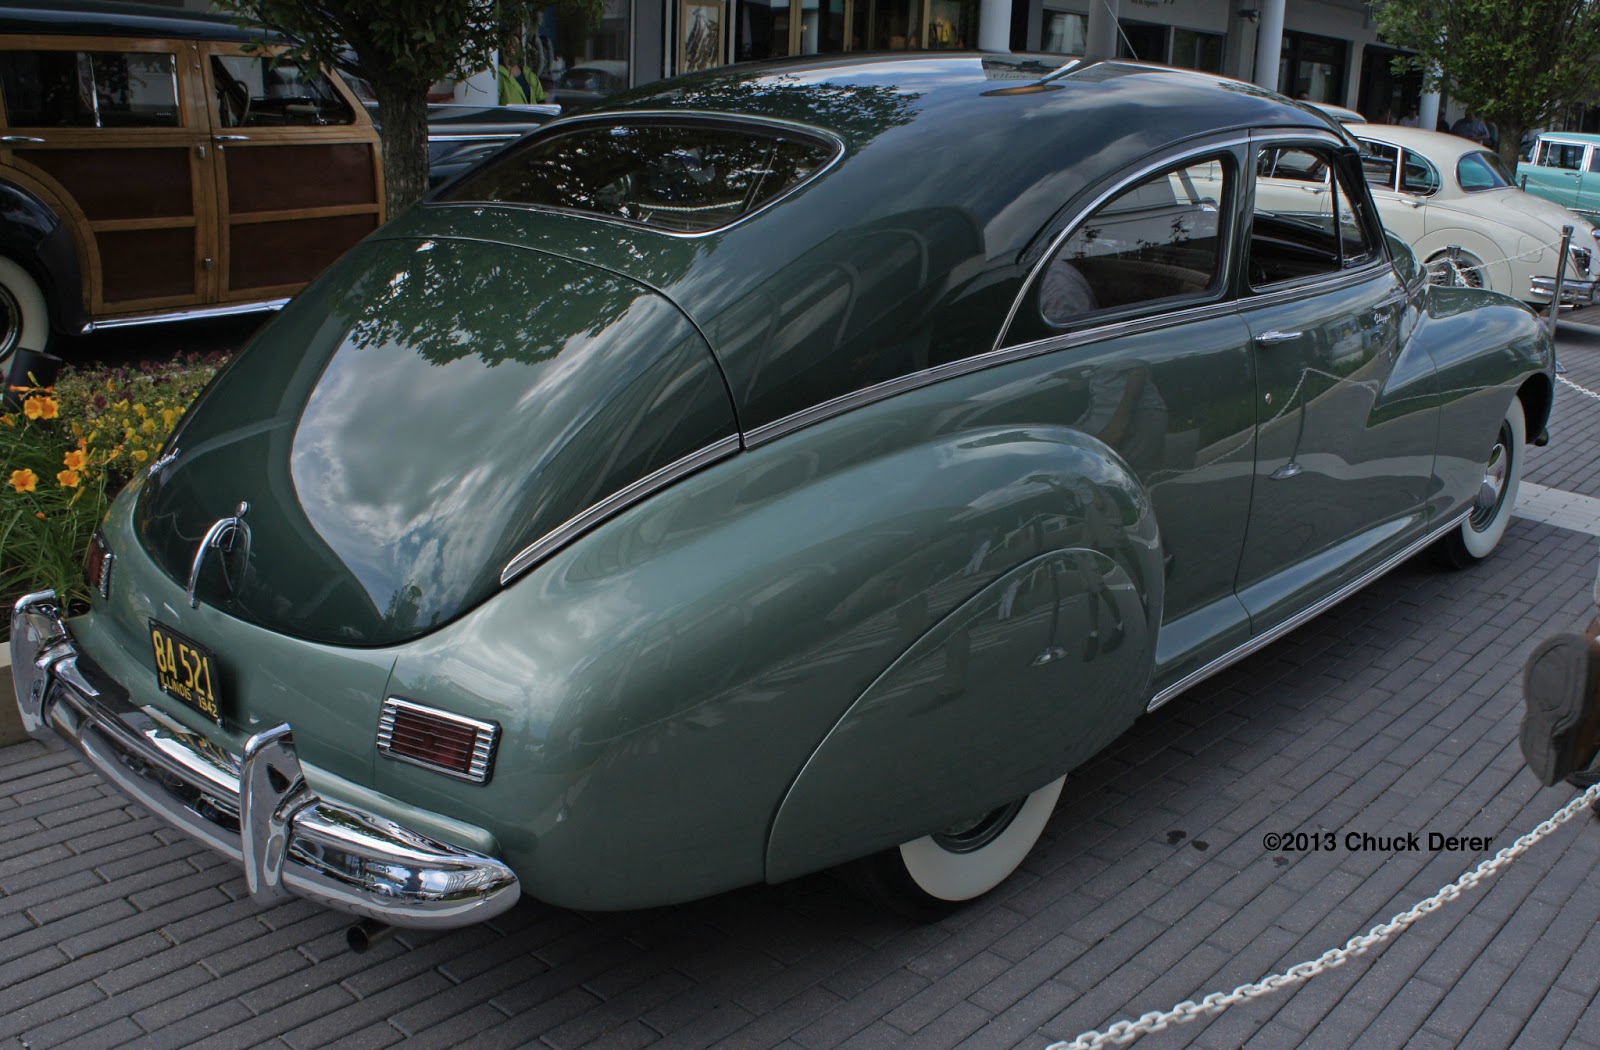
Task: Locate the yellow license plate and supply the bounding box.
[148,620,224,726]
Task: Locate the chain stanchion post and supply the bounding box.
[1447,244,1463,287]
[1547,225,1573,344]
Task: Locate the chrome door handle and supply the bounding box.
[1255,330,1303,345]
[213,134,250,142]
[0,135,44,143]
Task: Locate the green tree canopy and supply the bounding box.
[1375,0,1600,164]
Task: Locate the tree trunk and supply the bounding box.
[1499,121,1530,177]
[372,81,431,218]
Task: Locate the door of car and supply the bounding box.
[1235,135,1436,629]
[199,43,383,304]
[1526,138,1587,208]
[1002,146,1260,688]
[0,36,212,315]
[1356,137,1428,244]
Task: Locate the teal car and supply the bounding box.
[12,54,1554,933]
[1518,131,1600,226]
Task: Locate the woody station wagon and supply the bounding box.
[0,0,382,371]
[12,53,1554,930]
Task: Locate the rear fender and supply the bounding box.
[766,542,1153,884]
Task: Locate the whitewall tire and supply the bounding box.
[857,775,1065,916]
[0,256,49,369]
[1439,396,1524,567]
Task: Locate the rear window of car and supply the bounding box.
[436,118,839,234]
[1457,151,1513,191]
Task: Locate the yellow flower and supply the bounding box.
[1,414,13,427]
[23,395,58,420]
[56,468,80,489]
[63,449,87,472]
[161,408,177,428]
[131,449,148,464]
[140,419,156,435]
[9,468,38,493]
[133,403,148,418]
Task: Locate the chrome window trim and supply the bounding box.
[430,110,846,240]
[377,697,500,785]
[1146,509,1471,713]
[499,434,742,585]
[994,132,1254,354]
[428,132,522,143]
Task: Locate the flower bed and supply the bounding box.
[1,353,229,619]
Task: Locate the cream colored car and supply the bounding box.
[1351,126,1599,304]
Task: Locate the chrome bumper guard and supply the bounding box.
[10,591,520,929]
[1531,274,1600,305]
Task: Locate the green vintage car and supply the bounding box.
[11,53,1555,933]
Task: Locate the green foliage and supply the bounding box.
[1375,0,1600,160]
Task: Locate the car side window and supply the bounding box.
[1538,141,1585,170]
[1030,156,1231,331]
[1358,140,1399,192]
[0,50,180,128]
[1587,150,1600,174]
[211,55,355,127]
[1400,151,1440,195]
[1249,145,1375,288]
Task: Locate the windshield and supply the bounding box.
[1457,151,1513,191]
[436,117,838,234]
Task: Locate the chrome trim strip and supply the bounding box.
[745,298,1243,449]
[81,299,288,334]
[377,697,501,785]
[432,110,847,241]
[1145,510,1471,714]
[993,132,1254,353]
[499,435,742,585]
[9,594,521,929]
[428,132,522,142]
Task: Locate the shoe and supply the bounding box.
[1519,633,1600,786]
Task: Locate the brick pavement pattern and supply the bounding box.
[4,340,1600,1050]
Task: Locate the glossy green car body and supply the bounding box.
[22,54,1555,916]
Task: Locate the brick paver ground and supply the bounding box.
[3,336,1600,1050]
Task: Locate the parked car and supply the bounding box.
[1307,101,1366,125]
[1516,130,1600,226]
[1260,124,1600,305]
[12,54,1554,931]
[549,60,628,110]
[0,0,384,374]
[422,104,557,185]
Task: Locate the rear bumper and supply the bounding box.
[10,591,520,929]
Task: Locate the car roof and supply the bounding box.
[1351,123,1489,160]
[1534,131,1600,145]
[0,0,261,41]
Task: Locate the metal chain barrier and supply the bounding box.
[1428,236,1570,287]
[1559,374,1600,402]
[1047,779,1600,1050]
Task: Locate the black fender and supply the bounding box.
[0,178,85,336]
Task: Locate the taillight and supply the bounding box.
[376,698,499,784]
[84,530,114,599]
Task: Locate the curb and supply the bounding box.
[0,647,26,747]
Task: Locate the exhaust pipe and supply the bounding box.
[346,918,392,954]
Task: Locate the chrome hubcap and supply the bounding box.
[0,283,20,363]
[1470,429,1511,531]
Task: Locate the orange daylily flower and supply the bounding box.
[9,468,38,493]
[56,468,80,489]
[63,449,87,472]
[23,395,58,420]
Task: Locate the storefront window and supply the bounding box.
[853,0,923,49]
[1043,10,1086,54]
[1280,31,1346,104]
[1171,28,1223,74]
